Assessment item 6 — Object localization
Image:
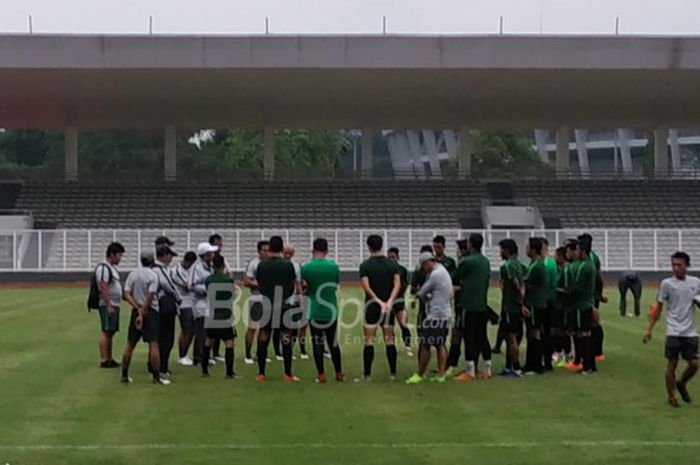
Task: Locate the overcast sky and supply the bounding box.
[1,0,698,35]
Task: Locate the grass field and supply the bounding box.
[1,285,699,465]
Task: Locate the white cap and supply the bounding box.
[419,251,436,265]
[196,242,219,256]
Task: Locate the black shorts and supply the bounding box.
[568,308,593,332]
[98,305,120,334]
[364,302,396,326]
[127,309,160,345]
[179,307,194,331]
[665,336,699,361]
[525,307,547,330]
[501,311,523,334]
[454,308,465,330]
[260,306,305,331]
[392,302,406,314]
[206,327,236,341]
[550,302,566,330]
[419,319,449,347]
[248,296,264,329]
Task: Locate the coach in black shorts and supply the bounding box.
[120,252,170,385]
[358,235,401,382]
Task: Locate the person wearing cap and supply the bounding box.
[172,251,197,366]
[153,244,182,376]
[190,242,219,366]
[406,252,453,384]
[120,252,170,385]
[155,236,175,248]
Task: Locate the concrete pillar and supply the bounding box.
[669,128,681,173]
[164,125,177,181]
[617,128,633,175]
[574,129,590,179]
[422,130,442,178]
[654,127,669,176]
[361,127,373,179]
[458,126,473,179]
[263,126,275,180]
[555,126,570,178]
[534,129,549,163]
[64,126,78,181]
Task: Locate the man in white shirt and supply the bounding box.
[173,251,197,366]
[121,252,170,385]
[644,251,700,407]
[95,242,124,368]
[243,240,270,364]
[190,242,219,366]
[406,252,452,385]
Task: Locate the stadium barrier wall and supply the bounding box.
[0,228,696,274]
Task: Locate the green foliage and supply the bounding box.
[471,129,554,178]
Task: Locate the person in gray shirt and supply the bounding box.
[190,242,219,366]
[644,252,700,407]
[619,270,642,317]
[95,242,124,369]
[173,251,197,366]
[153,244,181,376]
[120,252,170,386]
[406,252,453,384]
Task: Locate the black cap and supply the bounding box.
[155,236,174,247]
[156,244,178,258]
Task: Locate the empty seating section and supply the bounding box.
[7,179,700,271]
[513,180,700,228]
[15,180,487,229]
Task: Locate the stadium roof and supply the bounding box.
[2,34,700,129]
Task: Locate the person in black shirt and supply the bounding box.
[255,236,300,382]
[358,235,401,382]
[387,247,413,357]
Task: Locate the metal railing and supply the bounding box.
[0,228,696,273]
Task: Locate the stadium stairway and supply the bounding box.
[0,182,22,209]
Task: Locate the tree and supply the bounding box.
[471,129,554,178]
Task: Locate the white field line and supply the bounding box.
[1,440,700,452]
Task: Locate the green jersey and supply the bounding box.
[589,250,604,302]
[359,256,399,302]
[571,258,596,311]
[455,252,491,313]
[393,262,409,311]
[205,270,235,322]
[301,258,340,322]
[411,265,428,319]
[500,258,524,315]
[544,256,559,302]
[437,255,457,276]
[525,258,549,309]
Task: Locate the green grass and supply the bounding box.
[0,286,699,465]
